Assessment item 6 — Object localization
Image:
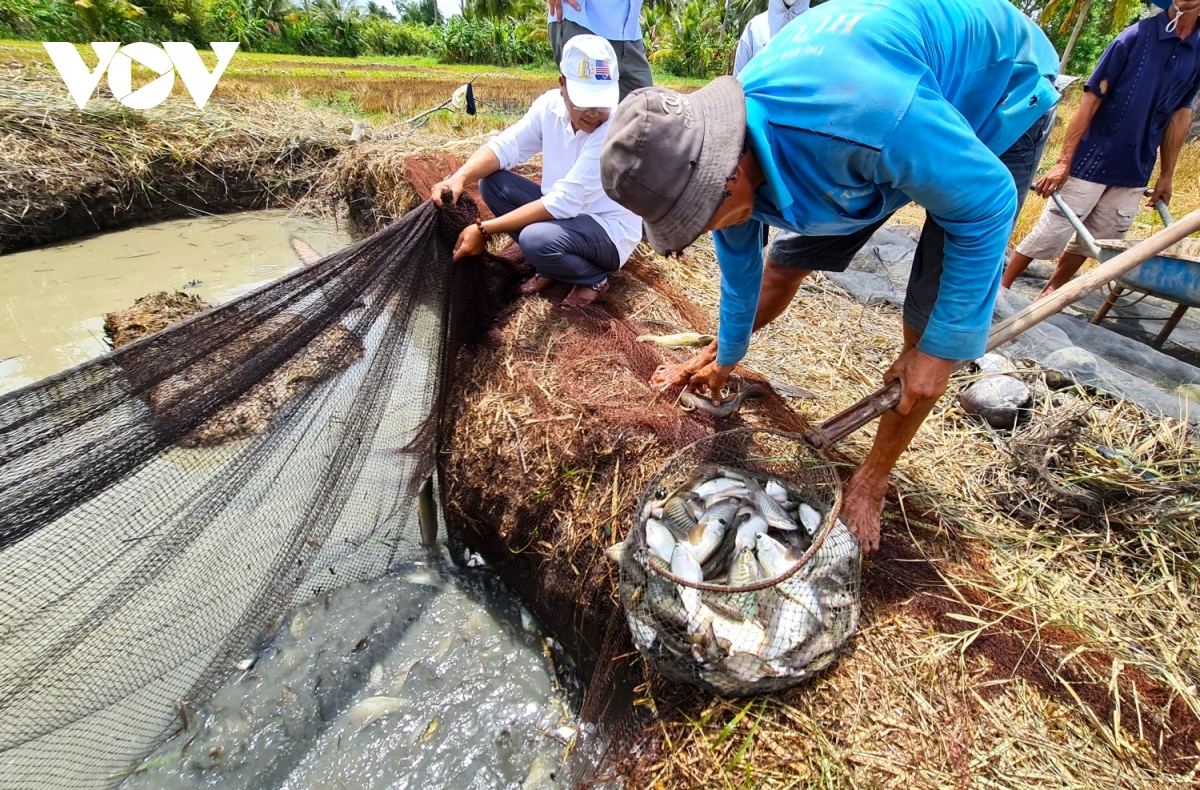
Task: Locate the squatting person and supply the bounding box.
[600,0,1059,552]
[1001,0,1200,299]
[432,35,641,308]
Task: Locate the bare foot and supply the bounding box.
[840,468,889,553]
[519,275,555,295]
[561,279,608,307]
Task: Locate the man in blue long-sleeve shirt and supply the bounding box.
[601,0,1059,552]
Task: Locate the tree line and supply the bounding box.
[0,0,1156,77]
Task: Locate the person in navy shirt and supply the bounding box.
[601,0,1059,552]
[1003,0,1199,298]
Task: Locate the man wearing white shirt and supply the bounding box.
[733,0,811,77]
[432,36,641,307]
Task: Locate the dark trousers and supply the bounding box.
[479,170,621,287]
[548,19,654,102]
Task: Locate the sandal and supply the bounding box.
[519,275,555,295]
[561,279,609,307]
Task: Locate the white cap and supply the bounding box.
[561,35,620,110]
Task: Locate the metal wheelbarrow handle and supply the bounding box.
[1051,189,1174,260]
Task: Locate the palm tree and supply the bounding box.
[1043,0,1142,71]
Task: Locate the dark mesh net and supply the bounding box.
[0,197,519,788]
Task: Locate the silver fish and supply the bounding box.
[635,332,715,348]
[645,578,687,629]
[700,521,739,579]
[645,518,676,564]
[681,510,728,565]
[671,544,704,619]
[626,612,657,651]
[759,586,822,661]
[789,631,840,671]
[765,479,789,504]
[797,502,822,534]
[693,477,748,499]
[743,479,799,531]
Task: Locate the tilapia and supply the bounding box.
[765,480,789,504]
[759,585,821,661]
[699,520,739,579]
[626,613,657,651]
[662,494,699,537]
[679,510,728,566]
[635,332,716,348]
[743,478,799,531]
[693,477,748,500]
[347,695,404,728]
[671,544,704,620]
[645,518,676,564]
[679,384,766,418]
[797,502,822,534]
[713,547,761,621]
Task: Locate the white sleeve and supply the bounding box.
[540,127,606,219]
[484,93,548,170]
[733,26,756,76]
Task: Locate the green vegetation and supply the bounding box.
[0,0,1171,80]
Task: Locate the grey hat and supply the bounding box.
[600,77,747,256]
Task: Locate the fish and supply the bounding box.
[693,477,748,500]
[347,695,404,728]
[635,332,715,348]
[804,520,860,581]
[679,383,767,418]
[706,605,767,655]
[523,753,558,790]
[743,479,799,531]
[721,651,769,683]
[797,502,822,534]
[699,520,739,579]
[680,512,727,566]
[626,612,657,651]
[420,717,439,744]
[709,546,761,621]
[671,544,704,620]
[765,480,789,504]
[662,495,699,537]
[288,236,322,266]
[644,518,676,564]
[604,542,625,563]
[759,587,821,661]
[734,516,768,554]
[769,380,818,399]
[790,631,840,671]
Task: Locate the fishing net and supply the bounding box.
[618,429,860,697]
[0,195,520,789]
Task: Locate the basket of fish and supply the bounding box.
[617,428,860,696]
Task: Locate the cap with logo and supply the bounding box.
[600,77,747,255]
[561,35,620,111]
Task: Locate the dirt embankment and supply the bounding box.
[0,68,345,254]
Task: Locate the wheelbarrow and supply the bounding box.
[806,204,1200,448]
[1052,191,1200,350]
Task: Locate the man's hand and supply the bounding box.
[547,0,580,22]
[883,347,955,416]
[1034,160,1071,198]
[1148,175,1174,208]
[431,174,466,207]
[651,343,718,390]
[452,224,486,261]
[688,360,736,406]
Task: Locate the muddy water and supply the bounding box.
[0,211,350,395]
[122,554,578,790]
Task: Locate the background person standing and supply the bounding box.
[1001,0,1199,299]
[547,0,653,102]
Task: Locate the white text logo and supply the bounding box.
[43,42,239,110]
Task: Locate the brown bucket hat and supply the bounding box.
[600,77,747,256]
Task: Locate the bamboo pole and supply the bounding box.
[806,207,1200,449]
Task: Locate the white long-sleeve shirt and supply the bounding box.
[733,0,812,76]
[485,90,642,265]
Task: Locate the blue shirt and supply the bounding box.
[555,0,641,42]
[714,0,1059,365]
[1071,11,1200,188]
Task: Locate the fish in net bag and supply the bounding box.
[618,429,862,696]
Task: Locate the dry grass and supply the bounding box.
[610,237,1200,789]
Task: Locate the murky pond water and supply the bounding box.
[122,554,578,790]
[0,211,350,395]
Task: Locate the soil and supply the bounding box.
[105,291,212,349]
